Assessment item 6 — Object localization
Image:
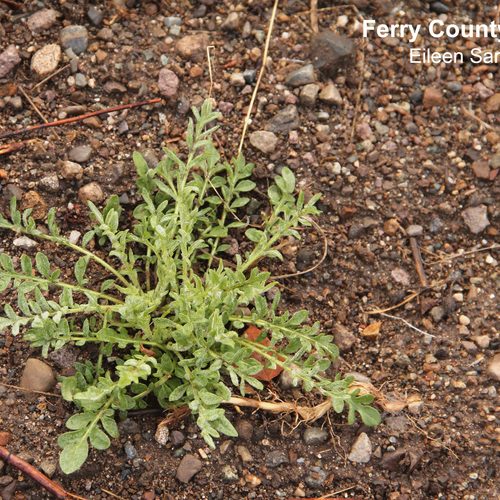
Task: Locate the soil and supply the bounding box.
[0,1,498,499]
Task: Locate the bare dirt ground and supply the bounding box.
[0,0,498,499]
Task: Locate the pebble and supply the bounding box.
[69,145,92,163]
[27,9,59,32]
[471,160,490,180]
[236,445,253,463]
[285,64,315,87]
[461,205,490,234]
[303,427,328,445]
[87,6,104,26]
[236,420,253,441]
[176,454,202,483]
[0,432,10,446]
[164,17,182,28]
[60,25,89,55]
[458,315,470,326]
[170,430,185,447]
[31,44,61,77]
[68,230,81,245]
[430,1,449,13]
[348,432,372,463]
[20,358,56,392]
[79,182,104,203]
[39,174,60,192]
[486,354,500,381]
[40,459,57,478]
[423,87,445,108]
[249,130,278,154]
[230,72,246,87]
[75,73,87,88]
[310,31,355,76]
[300,83,320,107]
[305,466,326,488]
[333,322,356,352]
[154,425,169,446]
[221,12,240,31]
[243,69,256,84]
[60,160,83,180]
[406,224,423,237]
[391,268,410,286]
[319,83,342,105]
[21,191,47,219]
[265,105,300,133]
[124,442,138,460]
[265,450,289,468]
[176,34,209,61]
[485,93,500,113]
[158,68,179,98]
[104,81,127,94]
[245,473,261,487]
[13,236,37,250]
[221,465,238,482]
[0,45,21,78]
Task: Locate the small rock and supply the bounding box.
[486,353,500,381]
[300,83,320,107]
[176,454,202,483]
[458,314,470,326]
[333,322,356,352]
[124,442,137,460]
[303,427,328,446]
[170,430,185,447]
[391,268,410,286]
[118,419,140,435]
[407,400,424,415]
[40,459,57,478]
[13,236,37,250]
[423,87,445,108]
[485,93,500,113]
[27,9,59,32]
[249,130,278,154]
[236,420,253,441]
[0,433,10,447]
[406,224,423,237]
[265,105,300,133]
[31,44,61,77]
[75,73,87,88]
[221,464,238,482]
[87,6,104,26]
[285,64,315,87]
[176,34,209,61]
[473,335,490,349]
[319,83,342,105]
[221,12,240,31]
[430,1,449,13]
[0,45,21,78]
[158,68,179,98]
[229,72,246,87]
[154,425,169,446]
[60,160,83,180]
[430,306,445,323]
[383,218,399,236]
[103,81,127,94]
[310,31,355,76]
[69,145,92,163]
[60,25,88,55]
[39,174,60,192]
[20,358,56,392]
[245,473,261,487]
[236,445,253,463]
[79,182,104,204]
[305,466,326,488]
[462,341,477,354]
[243,69,256,83]
[348,432,372,463]
[21,191,47,219]
[471,160,490,180]
[462,205,490,234]
[164,17,182,28]
[265,450,288,468]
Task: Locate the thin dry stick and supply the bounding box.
[310,0,319,33]
[32,64,70,91]
[366,290,420,315]
[272,220,328,280]
[0,141,25,156]
[18,85,49,124]
[101,488,126,500]
[377,312,435,338]
[429,244,499,265]
[0,98,162,140]
[237,0,279,155]
[0,381,61,398]
[409,237,429,287]
[461,105,496,131]
[0,446,74,499]
[206,45,215,98]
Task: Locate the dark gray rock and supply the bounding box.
[305,466,326,488]
[87,6,104,26]
[0,45,21,78]
[310,31,355,76]
[285,64,315,87]
[60,25,88,55]
[265,105,299,133]
[265,450,288,468]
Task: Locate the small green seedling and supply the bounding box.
[0,101,380,474]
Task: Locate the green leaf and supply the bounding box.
[245,228,264,243]
[281,167,295,193]
[89,426,111,450]
[357,405,381,426]
[74,256,89,285]
[198,390,222,406]
[235,180,256,192]
[35,252,51,277]
[59,437,89,474]
[101,416,119,438]
[65,413,95,430]
[133,152,149,176]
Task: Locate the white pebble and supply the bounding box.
[459,315,471,326]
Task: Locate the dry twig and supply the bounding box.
[310,0,319,33]
[0,98,162,140]
[409,237,429,287]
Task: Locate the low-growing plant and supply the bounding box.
[0,101,380,474]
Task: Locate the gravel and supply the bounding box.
[31,44,62,77]
[285,64,316,87]
[249,130,278,154]
[0,45,21,78]
[461,205,490,234]
[60,25,89,55]
[19,359,56,392]
[348,433,372,463]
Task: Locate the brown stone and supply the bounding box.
[471,160,490,180]
[485,93,500,113]
[21,190,47,219]
[423,87,445,108]
[175,34,209,62]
